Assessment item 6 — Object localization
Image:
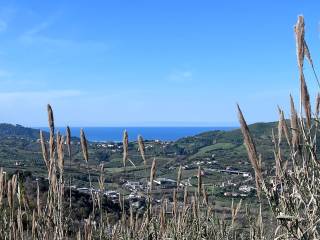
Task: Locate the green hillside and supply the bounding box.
[0,121,286,189]
[0,123,47,140]
[169,121,280,171]
[0,121,282,171]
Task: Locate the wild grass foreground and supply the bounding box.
[0,15,319,239]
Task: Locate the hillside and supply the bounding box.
[0,123,47,140]
[168,121,280,172]
[0,121,282,175]
[0,121,282,219]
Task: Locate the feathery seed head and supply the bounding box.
[80,128,89,162]
[123,130,128,168]
[149,158,156,191]
[138,135,146,166]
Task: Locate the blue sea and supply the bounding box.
[37,127,236,142]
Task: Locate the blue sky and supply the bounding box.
[0,1,319,126]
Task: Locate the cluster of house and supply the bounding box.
[88,139,171,156]
[221,180,255,198]
[182,158,218,170]
[223,192,248,197]
[73,177,183,210]
[71,150,255,203]
[14,161,24,166]
[95,143,123,153]
[123,181,145,191]
[223,184,255,198]
[122,178,187,209]
[75,187,120,203]
[123,177,188,192]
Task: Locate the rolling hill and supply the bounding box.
[0,121,283,175]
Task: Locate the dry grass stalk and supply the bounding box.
[177,165,182,188]
[173,189,177,218]
[256,155,262,200]
[275,122,283,182]
[98,164,105,192]
[237,105,264,190]
[40,130,49,168]
[7,179,12,209]
[66,126,71,160]
[290,95,300,152]
[0,168,4,207]
[300,73,311,128]
[37,180,40,216]
[129,205,134,231]
[294,15,305,72]
[256,204,264,239]
[149,158,156,191]
[302,23,320,87]
[202,186,208,206]
[183,186,188,210]
[80,128,89,163]
[17,208,23,238]
[32,210,36,238]
[294,15,312,127]
[118,193,123,211]
[197,166,202,197]
[278,107,291,147]
[277,117,283,149]
[123,130,128,168]
[47,104,55,160]
[57,132,64,175]
[159,199,166,234]
[138,135,146,167]
[11,175,17,200]
[47,104,54,134]
[231,199,242,227]
[191,195,197,219]
[66,126,72,210]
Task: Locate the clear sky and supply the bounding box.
[0,0,319,127]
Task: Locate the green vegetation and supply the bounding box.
[0,121,282,184]
[0,114,286,239]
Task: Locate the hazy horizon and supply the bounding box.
[36,126,237,141]
[30,121,239,128]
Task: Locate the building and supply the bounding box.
[239,185,254,193]
[104,190,120,202]
[123,181,144,191]
[153,178,177,189]
[224,192,239,197]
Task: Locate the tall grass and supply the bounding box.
[238,15,320,239]
[0,103,247,239]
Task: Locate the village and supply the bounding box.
[30,133,259,212]
[70,160,256,212]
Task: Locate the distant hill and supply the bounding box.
[0,123,46,140]
[0,121,277,145]
[0,121,283,175]
[0,120,295,196]
[171,121,281,171]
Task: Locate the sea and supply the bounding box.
[37,127,236,142]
